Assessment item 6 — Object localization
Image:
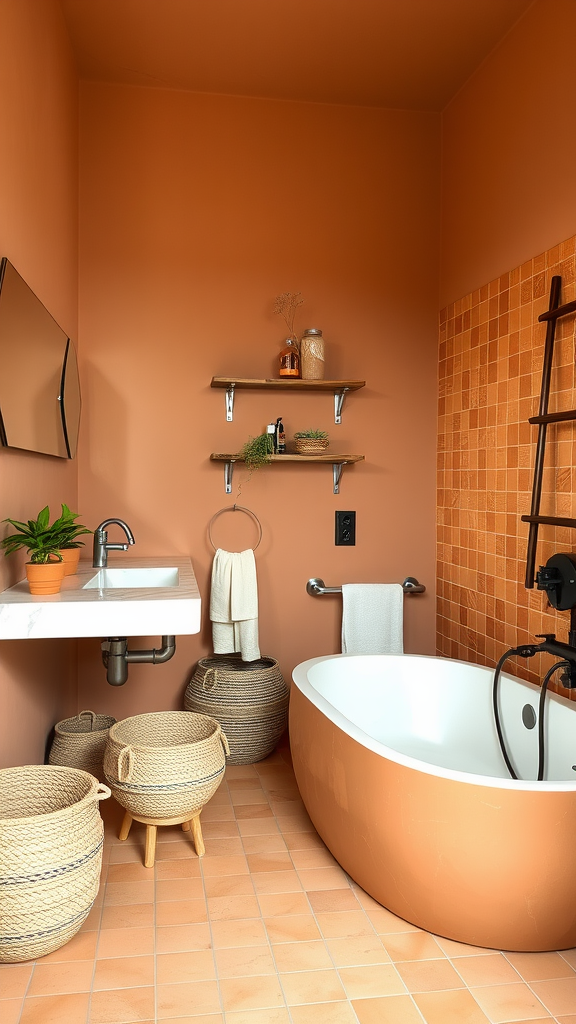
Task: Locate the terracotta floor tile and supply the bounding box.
[242,835,288,854]
[381,931,445,962]
[290,849,337,870]
[560,950,576,970]
[215,944,277,978]
[271,800,307,817]
[156,950,216,985]
[414,987,492,1024]
[396,958,465,993]
[204,873,255,898]
[307,889,360,913]
[326,935,391,967]
[246,852,293,873]
[557,1016,576,1023]
[99,904,153,933]
[265,915,321,944]
[230,789,268,805]
[201,802,235,822]
[28,959,93,995]
[219,974,285,1011]
[258,892,311,918]
[153,841,198,862]
[351,994,425,1024]
[93,954,155,990]
[470,982,548,1022]
[505,951,576,981]
[203,837,245,856]
[434,936,498,958]
[37,930,98,962]
[106,862,153,883]
[211,918,268,948]
[0,964,33,998]
[202,854,249,876]
[252,869,303,894]
[157,979,220,1018]
[315,911,376,939]
[276,815,315,833]
[97,925,154,958]
[234,804,274,820]
[104,880,154,906]
[365,905,420,935]
[155,858,203,879]
[298,867,350,891]
[455,953,523,988]
[201,820,241,839]
[0,998,23,1024]
[158,1017,224,1024]
[155,898,208,926]
[283,833,326,851]
[20,992,90,1024]
[156,877,204,901]
[227,775,262,789]
[339,963,407,999]
[272,939,333,973]
[289,1001,359,1023]
[225,1009,290,1024]
[80,904,103,931]
[206,894,261,920]
[155,923,212,953]
[530,978,576,1016]
[280,968,346,1005]
[108,843,145,864]
[237,818,280,837]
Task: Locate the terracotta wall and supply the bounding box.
[0,1,79,767]
[441,0,576,308]
[77,84,440,717]
[437,234,576,692]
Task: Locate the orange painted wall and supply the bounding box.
[0,1,79,767]
[440,0,576,308]
[77,84,440,717]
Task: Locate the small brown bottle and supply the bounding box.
[278,338,300,378]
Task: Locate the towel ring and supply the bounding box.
[208,504,263,552]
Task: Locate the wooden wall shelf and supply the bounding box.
[210,377,365,423]
[210,453,365,494]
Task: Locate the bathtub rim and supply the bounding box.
[291,653,576,793]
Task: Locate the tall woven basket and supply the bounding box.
[104,711,229,820]
[0,765,110,963]
[49,709,116,782]
[185,655,289,765]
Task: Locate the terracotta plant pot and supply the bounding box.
[25,560,66,595]
[58,548,81,576]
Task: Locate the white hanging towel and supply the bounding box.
[210,548,261,662]
[341,583,404,655]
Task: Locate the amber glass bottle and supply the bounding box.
[278,338,301,378]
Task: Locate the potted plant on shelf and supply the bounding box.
[294,429,329,455]
[1,506,66,594]
[240,432,275,470]
[51,504,92,576]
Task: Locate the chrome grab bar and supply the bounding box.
[306,576,425,597]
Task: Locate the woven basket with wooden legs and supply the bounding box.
[103,711,229,868]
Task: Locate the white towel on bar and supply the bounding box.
[341,583,404,655]
[210,548,261,662]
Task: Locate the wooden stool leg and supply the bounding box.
[181,819,191,832]
[190,814,205,857]
[119,811,133,841]
[144,824,157,868]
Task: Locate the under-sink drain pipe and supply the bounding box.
[101,636,176,686]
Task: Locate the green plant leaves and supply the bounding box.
[1,504,91,559]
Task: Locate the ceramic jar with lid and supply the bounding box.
[300,328,325,380]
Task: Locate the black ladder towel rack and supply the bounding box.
[522,275,576,588]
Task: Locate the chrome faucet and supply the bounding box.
[92,518,135,568]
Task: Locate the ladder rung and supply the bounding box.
[529,409,576,425]
[521,514,576,529]
[538,298,576,322]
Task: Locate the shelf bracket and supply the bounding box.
[333,462,347,494]
[224,460,233,493]
[225,384,236,422]
[334,388,349,425]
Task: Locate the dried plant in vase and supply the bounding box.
[273,292,303,352]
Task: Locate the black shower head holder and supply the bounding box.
[536,552,576,611]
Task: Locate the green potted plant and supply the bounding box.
[1,506,65,594]
[51,504,92,576]
[293,428,329,455]
[240,432,275,470]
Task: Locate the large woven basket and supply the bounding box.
[0,765,110,963]
[104,711,229,820]
[185,655,289,765]
[49,709,116,782]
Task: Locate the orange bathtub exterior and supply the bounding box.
[289,684,576,951]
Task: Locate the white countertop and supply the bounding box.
[0,556,201,640]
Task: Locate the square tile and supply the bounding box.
[470,982,548,1022]
[157,980,220,1018]
[219,975,285,1011]
[272,940,333,972]
[339,964,407,999]
[89,986,154,1023]
[156,950,216,984]
[280,969,346,1005]
[215,945,277,978]
[351,994,425,1023]
[414,988,492,1024]
[20,993,90,1024]
[93,955,154,990]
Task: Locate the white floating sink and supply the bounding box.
[0,557,200,640]
[84,567,179,590]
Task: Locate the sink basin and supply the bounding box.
[84,567,179,590]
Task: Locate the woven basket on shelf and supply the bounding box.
[295,437,329,455]
[104,711,229,820]
[0,765,110,963]
[185,655,289,765]
[49,710,116,781]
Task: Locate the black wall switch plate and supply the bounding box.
[335,510,356,546]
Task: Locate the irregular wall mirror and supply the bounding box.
[0,258,80,458]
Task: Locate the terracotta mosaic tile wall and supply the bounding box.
[437,234,576,692]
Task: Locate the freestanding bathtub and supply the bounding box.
[290,653,576,951]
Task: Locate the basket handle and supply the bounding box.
[96,783,111,801]
[117,745,135,782]
[203,668,218,692]
[220,730,230,756]
[78,710,97,731]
